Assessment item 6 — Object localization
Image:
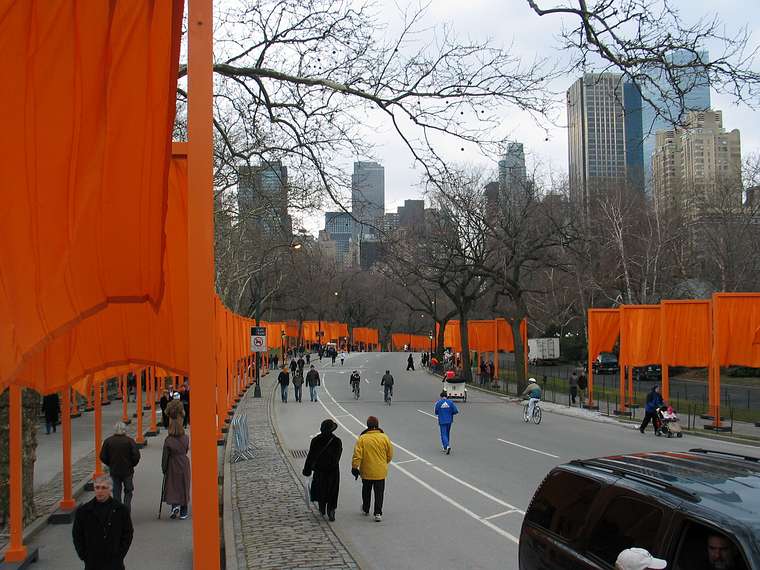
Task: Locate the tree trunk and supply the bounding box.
[0,388,39,528]
[458,314,473,382]
[510,318,528,392]
[435,317,450,361]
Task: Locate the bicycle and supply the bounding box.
[523,400,542,424]
[351,382,360,400]
[384,385,393,406]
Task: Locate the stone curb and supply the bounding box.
[269,388,365,570]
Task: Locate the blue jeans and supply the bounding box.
[294,384,302,402]
[439,423,452,449]
[309,385,319,401]
[280,384,288,402]
[112,474,134,510]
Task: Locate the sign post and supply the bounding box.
[251,326,267,398]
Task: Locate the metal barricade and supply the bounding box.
[230,413,255,463]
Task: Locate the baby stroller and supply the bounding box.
[657,406,683,438]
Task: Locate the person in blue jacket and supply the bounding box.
[434,391,459,455]
[640,385,664,435]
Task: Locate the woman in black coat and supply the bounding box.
[303,419,342,521]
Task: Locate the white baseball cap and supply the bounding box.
[615,548,667,570]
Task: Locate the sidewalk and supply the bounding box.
[15,396,193,569]
[228,372,359,570]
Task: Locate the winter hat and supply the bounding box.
[366,416,379,429]
[614,548,667,570]
[320,419,337,434]
[172,392,181,400]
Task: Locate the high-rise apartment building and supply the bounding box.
[641,50,711,191]
[351,161,385,236]
[652,110,741,213]
[323,211,354,267]
[567,73,644,211]
[397,199,425,229]
[498,143,527,194]
[237,160,292,237]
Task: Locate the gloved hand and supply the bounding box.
[302,468,311,477]
[351,467,360,480]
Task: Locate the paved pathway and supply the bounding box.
[8,391,193,568]
[230,372,358,570]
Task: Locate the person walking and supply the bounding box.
[179,383,190,426]
[339,351,346,366]
[297,356,305,374]
[306,353,311,365]
[303,419,342,521]
[100,422,140,510]
[434,391,459,454]
[569,372,579,405]
[406,353,415,371]
[306,365,321,402]
[640,385,664,435]
[73,475,133,570]
[351,416,393,522]
[165,392,185,429]
[479,360,488,385]
[381,370,394,403]
[159,390,170,429]
[162,412,191,520]
[488,360,495,386]
[278,367,290,403]
[290,357,298,375]
[292,368,304,403]
[578,372,588,406]
[331,348,337,366]
[42,392,60,435]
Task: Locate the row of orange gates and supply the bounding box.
[588,294,760,427]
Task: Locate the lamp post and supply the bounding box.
[281,330,286,368]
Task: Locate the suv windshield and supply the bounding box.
[598,353,617,363]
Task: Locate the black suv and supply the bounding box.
[633,365,662,382]
[519,449,759,570]
[592,352,619,375]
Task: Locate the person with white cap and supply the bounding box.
[615,547,667,570]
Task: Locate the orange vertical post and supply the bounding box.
[618,366,627,413]
[148,367,158,436]
[71,387,80,417]
[709,299,721,428]
[587,317,595,407]
[187,0,222,564]
[121,375,130,424]
[627,365,634,406]
[86,382,93,411]
[60,388,75,510]
[493,320,499,380]
[94,381,104,478]
[5,386,28,562]
[135,370,145,446]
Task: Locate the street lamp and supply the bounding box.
[429,333,433,365]
[281,331,286,367]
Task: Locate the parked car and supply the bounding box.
[592,352,619,375]
[633,364,662,382]
[519,448,759,570]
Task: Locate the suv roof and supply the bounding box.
[568,449,760,532]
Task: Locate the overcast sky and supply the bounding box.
[294,0,760,234]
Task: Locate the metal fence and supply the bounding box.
[230,413,255,463]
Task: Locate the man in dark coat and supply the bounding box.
[159,390,170,428]
[100,422,140,510]
[179,384,190,426]
[305,365,321,402]
[278,367,290,403]
[42,392,60,434]
[303,419,342,521]
[640,385,664,435]
[406,353,415,371]
[72,475,133,570]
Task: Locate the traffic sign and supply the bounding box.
[250,326,267,352]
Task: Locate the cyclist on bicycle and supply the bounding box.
[350,370,361,397]
[381,370,394,403]
[521,377,542,422]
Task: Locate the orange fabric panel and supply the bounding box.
[468,321,496,352]
[438,321,462,352]
[391,334,410,351]
[10,157,190,393]
[714,294,760,367]
[588,309,620,362]
[0,0,183,384]
[660,301,710,367]
[285,321,298,338]
[266,322,285,348]
[496,319,515,352]
[620,306,661,366]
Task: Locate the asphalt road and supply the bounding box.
[275,352,760,570]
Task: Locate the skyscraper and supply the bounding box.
[652,110,741,213]
[641,50,711,191]
[498,142,527,194]
[237,160,292,237]
[567,73,644,211]
[351,161,385,236]
[323,211,354,266]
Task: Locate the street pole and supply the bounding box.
[254,300,262,398]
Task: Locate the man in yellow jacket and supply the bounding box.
[351,415,393,522]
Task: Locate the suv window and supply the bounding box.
[587,495,664,565]
[674,522,748,570]
[525,470,600,542]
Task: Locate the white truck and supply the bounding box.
[527,338,560,365]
